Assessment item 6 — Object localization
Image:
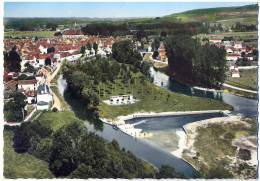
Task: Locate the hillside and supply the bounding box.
[163,4,258,23]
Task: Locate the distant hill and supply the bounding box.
[163,4,258,23]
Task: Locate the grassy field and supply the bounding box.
[4,31,54,38]
[183,118,257,178]
[37,111,81,132]
[4,130,54,179]
[226,69,258,91]
[98,77,232,119]
[195,31,258,41]
[163,4,257,23]
[216,17,258,26]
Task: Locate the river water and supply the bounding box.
[57,67,258,178]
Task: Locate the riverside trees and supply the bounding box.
[165,35,227,88]
[4,91,27,122]
[11,115,183,178]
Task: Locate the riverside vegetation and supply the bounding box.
[63,40,232,120]
[5,112,184,179]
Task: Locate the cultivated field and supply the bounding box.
[4,31,55,38]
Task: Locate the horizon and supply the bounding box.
[4,2,255,18]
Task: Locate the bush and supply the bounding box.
[52,107,58,112]
[238,149,251,161]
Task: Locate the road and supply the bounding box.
[223,83,258,94]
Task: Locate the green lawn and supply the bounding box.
[98,77,232,119]
[37,111,81,132]
[4,31,55,38]
[4,130,54,179]
[226,69,258,91]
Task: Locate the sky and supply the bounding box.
[4,2,255,18]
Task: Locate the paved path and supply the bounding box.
[223,83,258,94]
[48,60,64,111]
[51,90,62,111]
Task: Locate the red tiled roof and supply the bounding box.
[18,79,37,85]
[63,29,83,35]
[226,53,240,57]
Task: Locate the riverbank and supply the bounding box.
[153,66,258,100]
[182,115,257,179]
[100,110,229,157]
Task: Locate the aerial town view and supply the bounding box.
[3,2,258,179]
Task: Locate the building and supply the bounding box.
[226,53,241,61]
[234,42,243,49]
[17,79,37,92]
[36,83,53,110]
[209,38,222,44]
[62,29,84,38]
[25,90,37,104]
[231,69,240,78]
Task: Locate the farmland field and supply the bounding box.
[4,31,55,38]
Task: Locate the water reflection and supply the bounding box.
[57,74,199,178]
[150,67,258,118]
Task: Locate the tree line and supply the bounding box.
[81,23,128,36]
[10,119,184,178]
[166,35,227,88]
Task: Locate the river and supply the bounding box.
[57,68,258,178]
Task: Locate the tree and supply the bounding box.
[140,61,151,78]
[152,51,159,59]
[18,74,28,80]
[156,165,184,178]
[165,35,227,88]
[23,62,36,73]
[86,43,92,54]
[112,40,142,68]
[47,47,55,54]
[45,58,52,66]
[7,46,22,72]
[49,122,86,177]
[82,87,100,108]
[54,32,62,36]
[160,31,167,38]
[93,42,98,55]
[110,61,120,79]
[4,91,27,122]
[152,38,160,51]
[80,45,86,55]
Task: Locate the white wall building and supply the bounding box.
[18,79,37,92]
[36,83,53,110]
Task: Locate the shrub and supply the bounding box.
[238,149,251,161]
[52,107,58,112]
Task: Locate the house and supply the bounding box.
[234,42,243,49]
[4,80,18,98]
[225,47,234,54]
[209,38,222,44]
[38,45,48,54]
[7,72,19,80]
[158,43,168,62]
[231,69,240,78]
[245,54,255,61]
[25,90,37,104]
[36,83,53,110]
[108,94,136,105]
[226,53,241,61]
[223,41,233,47]
[18,79,37,92]
[62,29,84,38]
